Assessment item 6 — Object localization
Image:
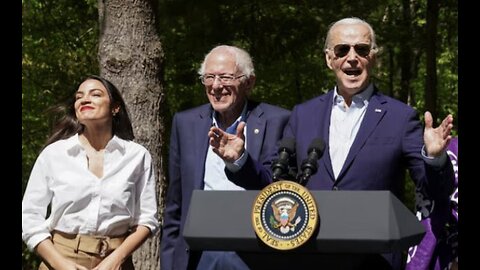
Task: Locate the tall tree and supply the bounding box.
[21,1,457,269]
[399,0,413,104]
[425,0,440,121]
[97,0,166,269]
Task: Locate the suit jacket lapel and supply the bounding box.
[318,91,336,181]
[245,102,265,160]
[336,90,387,180]
[194,105,213,189]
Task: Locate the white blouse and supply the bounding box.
[22,134,159,250]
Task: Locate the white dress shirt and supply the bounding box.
[204,104,248,190]
[22,134,159,250]
[328,84,446,179]
[329,84,374,179]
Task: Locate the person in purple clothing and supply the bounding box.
[208,17,454,270]
[406,137,458,270]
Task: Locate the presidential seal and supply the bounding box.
[251,180,318,250]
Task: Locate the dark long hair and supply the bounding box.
[44,75,134,147]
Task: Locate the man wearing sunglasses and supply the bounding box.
[160,45,290,270]
[209,17,454,270]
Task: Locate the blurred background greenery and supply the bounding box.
[22,0,457,268]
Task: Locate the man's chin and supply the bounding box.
[341,81,367,92]
[211,103,231,113]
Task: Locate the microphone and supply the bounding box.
[271,137,296,181]
[298,138,325,185]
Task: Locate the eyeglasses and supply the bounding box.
[331,43,372,58]
[200,74,246,85]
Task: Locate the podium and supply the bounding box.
[183,190,425,269]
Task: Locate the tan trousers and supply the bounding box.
[38,231,134,270]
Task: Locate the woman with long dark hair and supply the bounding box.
[22,75,159,270]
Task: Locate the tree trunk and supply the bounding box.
[97,1,167,269]
[387,46,394,97]
[399,0,412,104]
[425,0,439,122]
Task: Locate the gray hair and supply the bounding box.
[198,45,255,78]
[323,17,378,53]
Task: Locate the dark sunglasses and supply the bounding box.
[333,43,371,58]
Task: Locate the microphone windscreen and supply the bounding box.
[308,138,325,154]
[279,137,296,154]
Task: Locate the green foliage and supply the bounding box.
[22,0,99,190]
[22,242,39,270]
[157,0,457,125]
[22,0,457,268]
[22,0,99,267]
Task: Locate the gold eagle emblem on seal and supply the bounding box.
[251,180,318,250]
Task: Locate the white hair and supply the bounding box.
[198,45,255,78]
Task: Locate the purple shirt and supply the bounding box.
[406,137,458,270]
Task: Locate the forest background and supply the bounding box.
[22,0,457,269]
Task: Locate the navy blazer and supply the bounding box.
[160,101,290,270]
[229,88,454,269]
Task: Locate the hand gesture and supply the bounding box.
[208,121,246,163]
[423,111,453,157]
